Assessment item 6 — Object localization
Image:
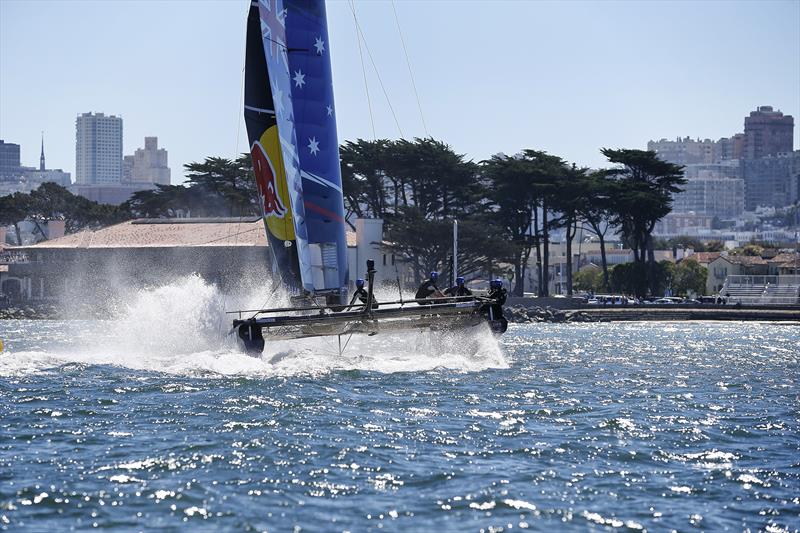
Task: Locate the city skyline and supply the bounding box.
[1,0,798,184]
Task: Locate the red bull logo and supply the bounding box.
[251,141,287,218]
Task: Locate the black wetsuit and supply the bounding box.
[488,287,507,305]
[481,286,508,333]
[415,278,440,304]
[349,287,378,309]
[444,285,472,297]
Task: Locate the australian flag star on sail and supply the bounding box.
[284,1,345,230]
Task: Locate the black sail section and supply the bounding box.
[244,2,302,291]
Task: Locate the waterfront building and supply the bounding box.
[741,151,800,210]
[75,112,123,185]
[672,173,745,219]
[743,106,794,160]
[0,140,21,180]
[706,254,768,295]
[128,137,171,185]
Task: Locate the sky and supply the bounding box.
[1,0,798,184]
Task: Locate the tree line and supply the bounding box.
[0,138,685,297]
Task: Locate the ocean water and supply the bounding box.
[0,277,798,531]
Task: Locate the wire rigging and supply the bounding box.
[220,27,250,337]
[348,0,405,139]
[350,0,376,139]
[391,0,429,137]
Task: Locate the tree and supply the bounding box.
[734,243,764,257]
[549,164,590,296]
[574,267,604,293]
[482,154,537,296]
[0,192,31,244]
[602,148,686,295]
[483,150,566,296]
[672,259,707,296]
[383,207,513,283]
[653,236,725,253]
[339,138,507,284]
[610,260,674,297]
[575,171,620,290]
[123,156,258,218]
[0,183,129,241]
[339,139,394,223]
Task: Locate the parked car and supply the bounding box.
[653,298,675,304]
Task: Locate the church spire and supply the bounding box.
[39,132,45,171]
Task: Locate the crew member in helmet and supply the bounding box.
[415,271,444,304]
[481,279,509,333]
[349,278,378,309]
[488,279,507,305]
[444,276,472,298]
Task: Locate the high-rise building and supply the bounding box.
[122,155,134,182]
[129,136,170,185]
[672,172,745,219]
[716,133,745,161]
[75,112,123,185]
[0,140,21,181]
[741,151,800,210]
[743,106,794,160]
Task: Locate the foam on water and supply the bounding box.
[0,275,507,377]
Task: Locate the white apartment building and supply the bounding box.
[75,112,123,184]
[672,172,745,219]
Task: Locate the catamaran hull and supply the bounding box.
[233,300,508,354]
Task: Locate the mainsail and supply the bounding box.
[244,0,349,304]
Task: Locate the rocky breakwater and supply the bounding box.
[504,304,597,323]
[0,304,59,320]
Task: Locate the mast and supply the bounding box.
[453,219,458,282]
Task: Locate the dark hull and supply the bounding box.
[232,297,507,355]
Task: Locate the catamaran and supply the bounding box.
[231,0,506,354]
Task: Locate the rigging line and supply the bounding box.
[350,0,376,139]
[391,0,428,137]
[220,28,249,335]
[349,0,405,139]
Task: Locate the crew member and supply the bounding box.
[444,276,472,298]
[488,279,507,305]
[415,271,443,304]
[349,279,378,309]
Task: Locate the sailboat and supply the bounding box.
[232,0,507,354]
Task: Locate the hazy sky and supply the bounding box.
[1,0,798,183]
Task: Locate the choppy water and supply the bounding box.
[1,278,798,531]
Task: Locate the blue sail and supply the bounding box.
[252,0,349,304]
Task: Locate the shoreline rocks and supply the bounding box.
[0,305,60,320]
[504,305,597,323]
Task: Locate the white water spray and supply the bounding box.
[0,275,508,377]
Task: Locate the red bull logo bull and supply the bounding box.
[251,140,287,218]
